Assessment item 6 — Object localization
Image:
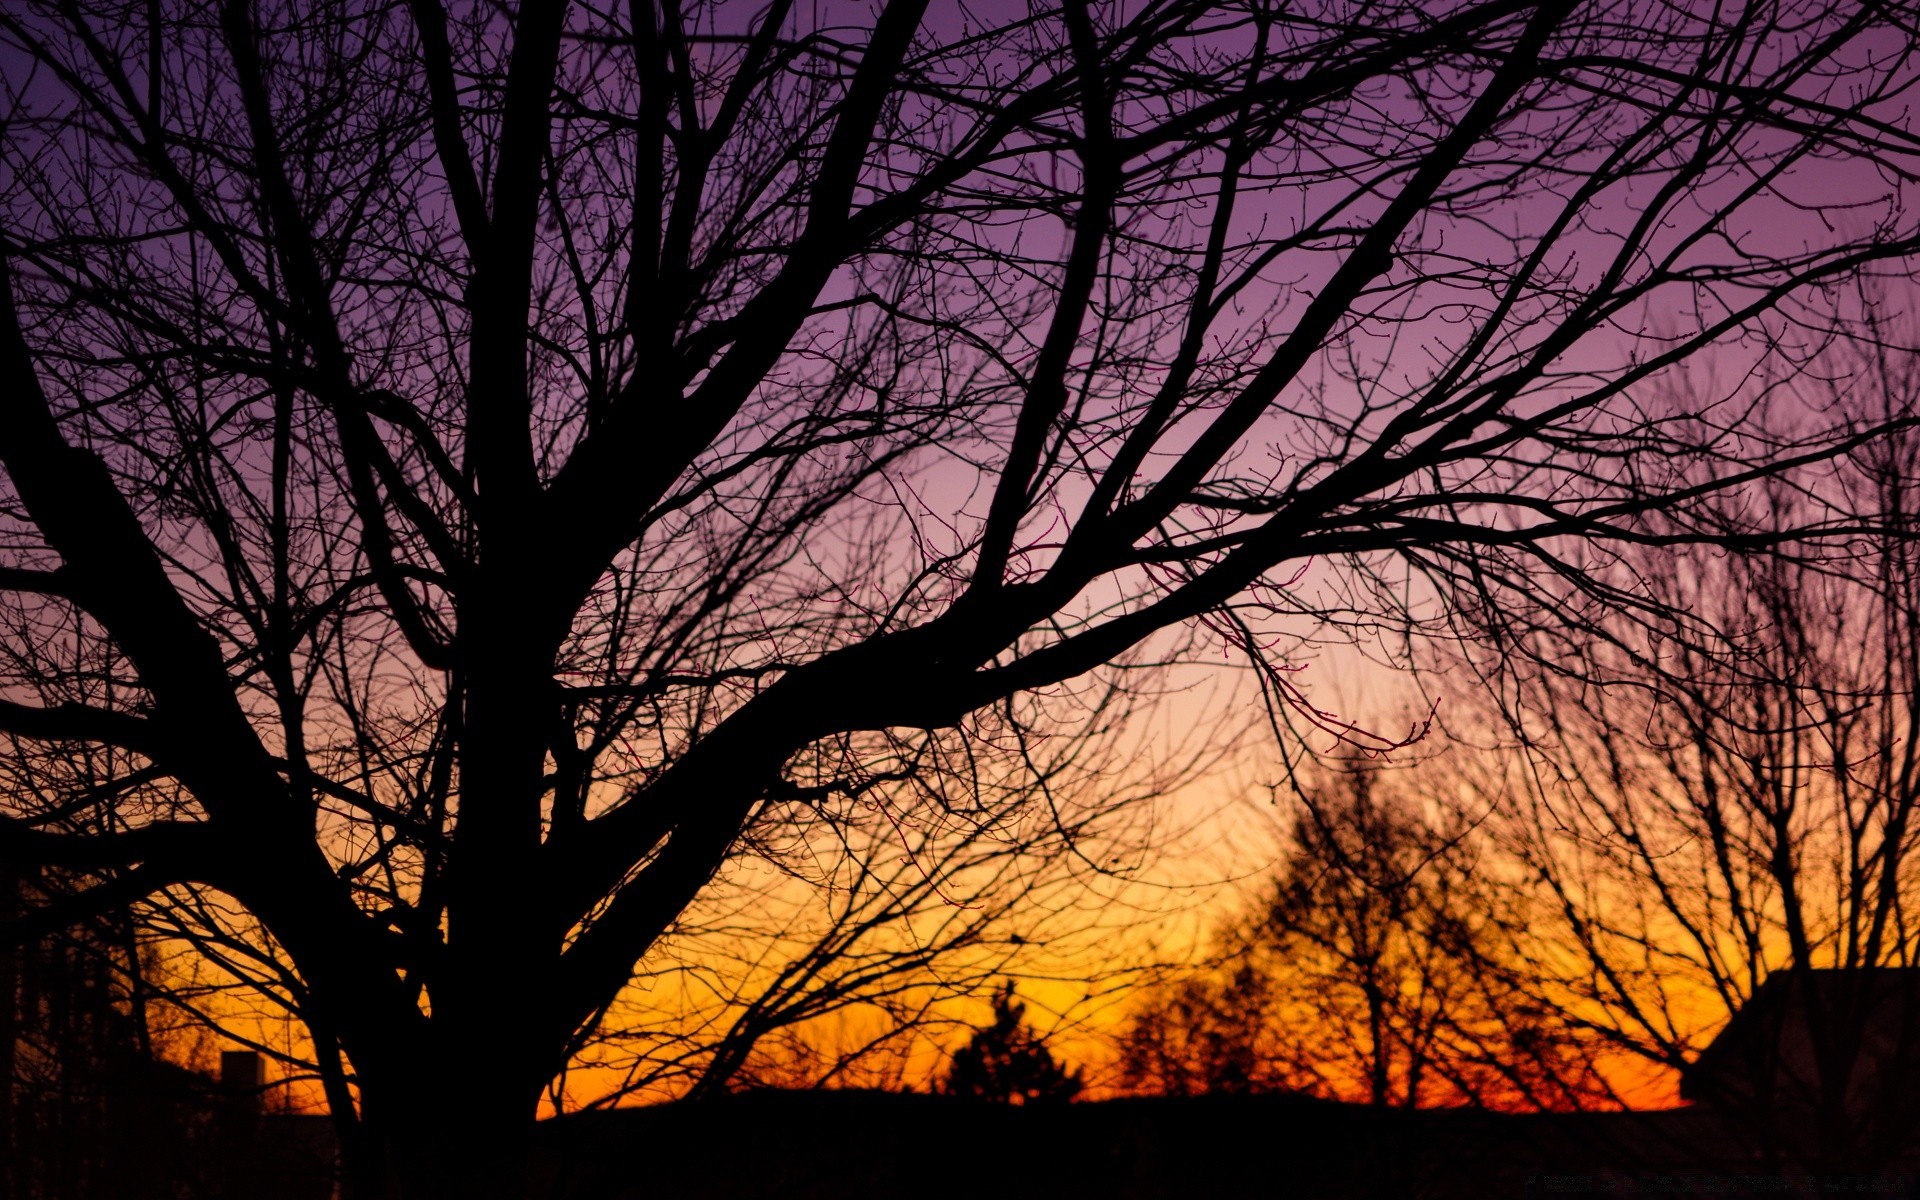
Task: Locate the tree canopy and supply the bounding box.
[3,0,1920,1195]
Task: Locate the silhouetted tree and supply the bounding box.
[1118,763,1611,1109]
[2,0,1920,1195]
[1460,318,1920,1165]
[0,865,213,1200]
[941,983,1083,1105]
[569,693,1208,1106]
[1116,961,1287,1097]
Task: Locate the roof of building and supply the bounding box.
[1680,966,1920,1103]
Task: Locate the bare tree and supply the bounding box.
[1457,322,1920,1165]
[1118,763,1613,1110]
[1116,948,1293,1098]
[569,705,1201,1106]
[2,0,1920,1194]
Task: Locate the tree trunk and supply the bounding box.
[357,1065,546,1200]
[346,1004,557,1200]
[1364,972,1391,1107]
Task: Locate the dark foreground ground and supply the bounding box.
[526,1091,1920,1200]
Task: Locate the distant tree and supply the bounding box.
[4,1,1920,1196]
[1119,763,1613,1110]
[1274,765,1612,1109]
[1116,961,1287,1098]
[941,983,1083,1106]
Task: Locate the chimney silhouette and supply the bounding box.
[221,1050,264,1109]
